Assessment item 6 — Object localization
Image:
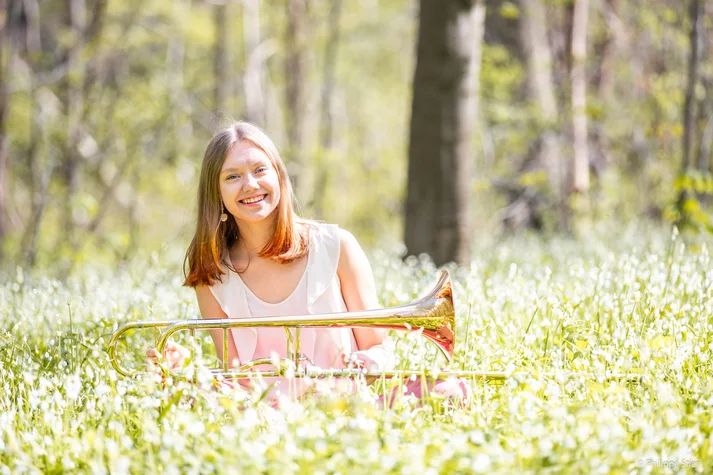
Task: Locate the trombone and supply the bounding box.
[108,270,644,382]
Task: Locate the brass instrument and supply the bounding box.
[108,270,643,382]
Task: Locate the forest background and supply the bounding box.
[0,0,711,274]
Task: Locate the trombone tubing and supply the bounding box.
[203,366,645,382]
[108,320,175,378]
[107,269,644,383]
[108,319,644,382]
[109,270,455,378]
[153,269,455,373]
[152,305,451,378]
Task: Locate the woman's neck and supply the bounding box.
[235,217,277,258]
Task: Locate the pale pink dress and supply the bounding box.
[209,222,469,407]
[209,223,371,405]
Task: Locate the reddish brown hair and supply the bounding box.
[183,121,309,287]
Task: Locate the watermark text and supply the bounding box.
[636,457,701,470]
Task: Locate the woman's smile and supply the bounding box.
[240,194,267,206]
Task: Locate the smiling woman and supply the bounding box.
[145,121,389,405]
[146,121,469,407]
[183,121,309,284]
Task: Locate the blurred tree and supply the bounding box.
[676,0,707,229]
[213,2,231,112]
[696,0,713,174]
[165,0,189,165]
[18,0,49,268]
[242,0,266,125]
[285,0,309,205]
[0,0,14,256]
[589,0,622,179]
[571,0,590,196]
[681,0,704,174]
[313,0,342,219]
[404,0,486,265]
[59,0,87,252]
[496,0,564,230]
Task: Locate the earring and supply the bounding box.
[220,212,228,222]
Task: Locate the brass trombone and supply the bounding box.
[108,270,644,382]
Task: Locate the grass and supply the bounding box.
[1,224,711,473]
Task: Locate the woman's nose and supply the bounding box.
[243,174,259,191]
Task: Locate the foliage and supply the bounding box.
[666,169,713,232]
[2,0,712,269]
[1,226,712,473]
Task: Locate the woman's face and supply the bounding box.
[219,140,281,225]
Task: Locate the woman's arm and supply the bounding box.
[195,285,241,368]
[336,229,392,369]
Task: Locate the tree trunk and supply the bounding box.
[242,0,265,125]
[0,89,8,255]
[571,0,590,194]
[677,0,704,225]
[285,0,309,204]
[22,78,51,268]
[404,0,485,266]
[165,0,189,165]
[60,0,87,252]
[313,0,342,219]
[698,79,713,172]
[591,0,622,177]
[0,0,12,255]
[594,0,621,99]
[125,160,140,260]
[682,0,702,173]
[214,3,231,113]
[519,0,558,121]
[514,0,566,230]
[694,0,712,172]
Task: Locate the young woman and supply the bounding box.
[149,121,468,406]
[149,121,389,405]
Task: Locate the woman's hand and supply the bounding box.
[341,349,382,372]
[341,349,388,385]
[146,341,191,370]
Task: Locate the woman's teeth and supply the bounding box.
[241,195,265,204]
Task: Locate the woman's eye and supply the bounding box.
[226,174,240,180]
[256,167,268,174]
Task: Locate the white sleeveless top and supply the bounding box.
[244,271,310,363]
[209,222,358,402]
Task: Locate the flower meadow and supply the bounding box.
[1,226,712,474]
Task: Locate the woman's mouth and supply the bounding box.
[239,194,266,205]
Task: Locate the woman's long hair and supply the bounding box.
[183,121,309,287]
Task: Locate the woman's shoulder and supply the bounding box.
[299,219,340,243]
[299,220,361,256]
[206,266,232,295]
